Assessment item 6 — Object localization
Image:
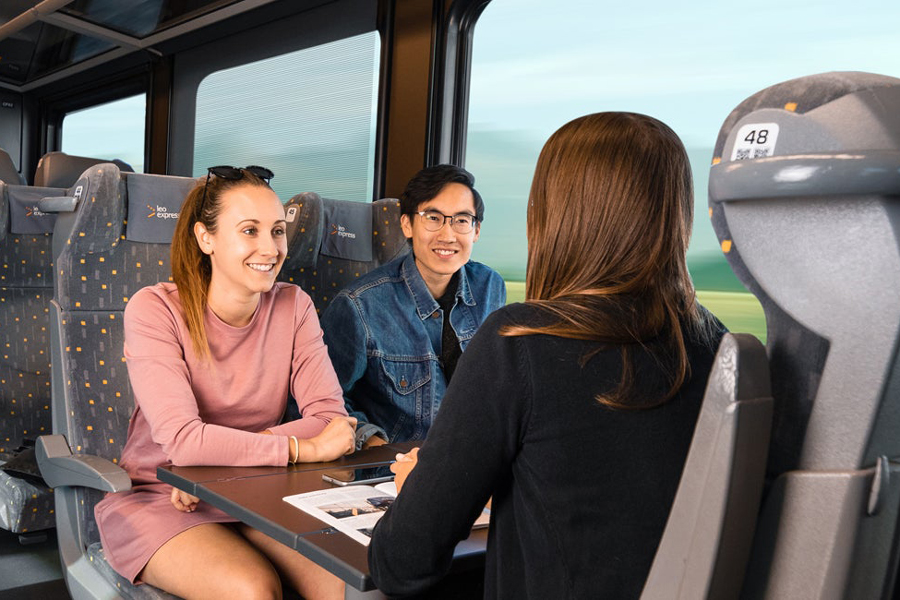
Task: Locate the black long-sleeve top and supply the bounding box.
[369,302,725,599]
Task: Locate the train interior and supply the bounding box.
[1,1,900,599]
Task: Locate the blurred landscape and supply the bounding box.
[468,127,766,342]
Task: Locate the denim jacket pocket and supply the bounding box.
[378,358,432,441]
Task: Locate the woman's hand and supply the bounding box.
[170,487,200,512]
[391,447,419,493]
[297,416,357,462]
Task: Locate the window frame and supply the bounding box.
[38,72,150,173]
[431,0,491,167]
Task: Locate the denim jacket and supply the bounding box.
[320,253,506,448]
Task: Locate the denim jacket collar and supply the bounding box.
[401,252,476,321]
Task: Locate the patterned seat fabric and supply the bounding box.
[278,191,409,314]
[0,181,63,534]
[50,163,193,598]
[86,543,179,600]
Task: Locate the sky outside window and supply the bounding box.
[466,0,900,284]
[62,94,146,172]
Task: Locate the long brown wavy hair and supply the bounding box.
[171,169,271,359]
[503,112,711,409]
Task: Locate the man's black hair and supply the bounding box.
[399,164,484,222]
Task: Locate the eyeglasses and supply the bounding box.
[200,165,275,214]
[414,210,479,234]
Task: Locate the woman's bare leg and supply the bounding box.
[238,523,345,600]
[140,523,282,600]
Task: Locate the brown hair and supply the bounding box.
[504,112,710,409]
[170,169,271,359]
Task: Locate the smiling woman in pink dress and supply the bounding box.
[94,166,357,600]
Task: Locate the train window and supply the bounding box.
[61,94,147,172]
[192,31,380,203]
[465,0,898,340]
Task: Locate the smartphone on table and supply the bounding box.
[321,465,394,486]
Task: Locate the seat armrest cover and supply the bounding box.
[36,434,131,493]
[38,196,78,213]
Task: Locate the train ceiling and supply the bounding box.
[0,0,291,92]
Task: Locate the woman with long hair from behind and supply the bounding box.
[95,167,357,599]
[368,112,726,598]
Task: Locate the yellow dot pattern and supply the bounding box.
[277,196,409,314]
[0,188,55,533]
[47,166,185,541]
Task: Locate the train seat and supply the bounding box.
[0,179,69,538]
[33,151,134,188]
[35,163,192,599]
[709,71,900,598]
[640,333,772,598]
[0,147,25,184]
[277,191,409,314]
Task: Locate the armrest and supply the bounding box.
[35,434,132,493]
[38,196,78,213]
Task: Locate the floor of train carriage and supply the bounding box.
[0,529,69,599]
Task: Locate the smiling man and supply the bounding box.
[320,165,506,449]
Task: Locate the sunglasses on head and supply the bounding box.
[200,165,275,213]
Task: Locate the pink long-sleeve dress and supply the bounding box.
[94,281,347,583]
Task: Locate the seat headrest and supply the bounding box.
[64,163,127,254]
[712,71,900,162]
[0,147,24,185]
[34,151,134,189]
[708,71,900,474]
[284,192,325,269]
[283,193,404,270]
[124,173,196,244]
[319,198,374,262]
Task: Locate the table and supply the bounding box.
[158,442,486,598]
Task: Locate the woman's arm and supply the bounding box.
[266,288,355,460]
[125,288,290,466]
[367,308,530,596]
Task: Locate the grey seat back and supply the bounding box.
[0,181,67,535]
[0,183,61,458]
[278,192,409,314]
[0,147,25,184]
[42,163,192,599]
[641,333,772,599]
[708,71,900,599]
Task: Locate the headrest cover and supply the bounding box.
[320,198,373,263]
[712,71,900,160]
[6,185,66,234]
[35,151,135,188]
[66,163,126,254]
[284,192,325,269]
[125,173,196,243]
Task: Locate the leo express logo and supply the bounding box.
[146,204,179,220]
[26,206,49,217]
[330,223,357,239]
